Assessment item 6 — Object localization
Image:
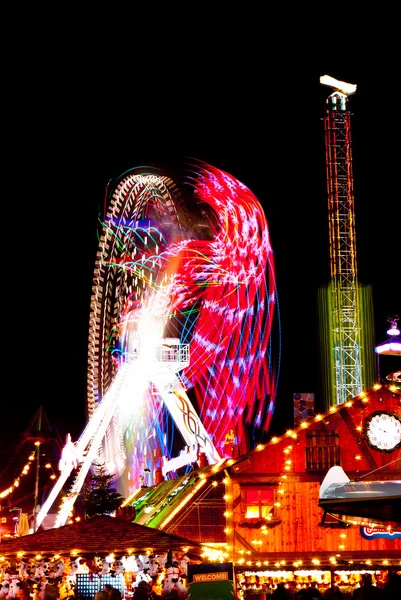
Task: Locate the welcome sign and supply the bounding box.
[187,562,235,599]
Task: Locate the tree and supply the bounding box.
[84,464,125,518]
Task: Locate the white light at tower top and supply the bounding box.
[320,74,357,96]
[387,324,400,336]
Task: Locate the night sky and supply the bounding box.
[1,27,399,499]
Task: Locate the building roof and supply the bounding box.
[0,514,203,557]
[124,459,234,531]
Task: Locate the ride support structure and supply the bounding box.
[36,338,220,529]
[321,76,363,405]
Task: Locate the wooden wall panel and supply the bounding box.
[232,480,401,555]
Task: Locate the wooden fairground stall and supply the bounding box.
[0,515,203,599]
[120,385,401,599]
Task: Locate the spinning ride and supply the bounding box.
[37,161,278,528]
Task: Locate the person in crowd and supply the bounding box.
[382,572,401,599]
[162,591,180,599]
[296,588,310,599]
[271,582,295,599]
[132,587,149,600]
[94,591,109,600]
[133,580,161,599]
[308,582,323,599]
[352,574,383,598]
[295,582,323,599]
[103,584,123,600]
[323,586,344,600]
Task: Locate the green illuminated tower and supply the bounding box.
[318,75,376,408]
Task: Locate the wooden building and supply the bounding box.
[125,384,401,595]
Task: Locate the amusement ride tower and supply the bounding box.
[319,75,375,407]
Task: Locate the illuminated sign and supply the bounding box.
[361,527,401,540]
[193,572,229,582]
[188,562,234,600]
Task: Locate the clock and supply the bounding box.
[364,411,401,452]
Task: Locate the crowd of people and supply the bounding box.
[94,581,183,600]
[266,572,401,600]
[2,555,400,600]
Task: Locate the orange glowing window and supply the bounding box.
[243,488,274,519]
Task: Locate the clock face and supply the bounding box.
[365,411,401,452]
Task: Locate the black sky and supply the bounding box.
[1,26,399,485]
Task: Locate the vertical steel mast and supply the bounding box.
[320,75,362,405]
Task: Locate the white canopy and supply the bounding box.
[319,466,401,527]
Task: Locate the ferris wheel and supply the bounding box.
[87,166,223,486]
[36,162,278,528]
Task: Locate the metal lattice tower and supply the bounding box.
[320,75,363,405]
